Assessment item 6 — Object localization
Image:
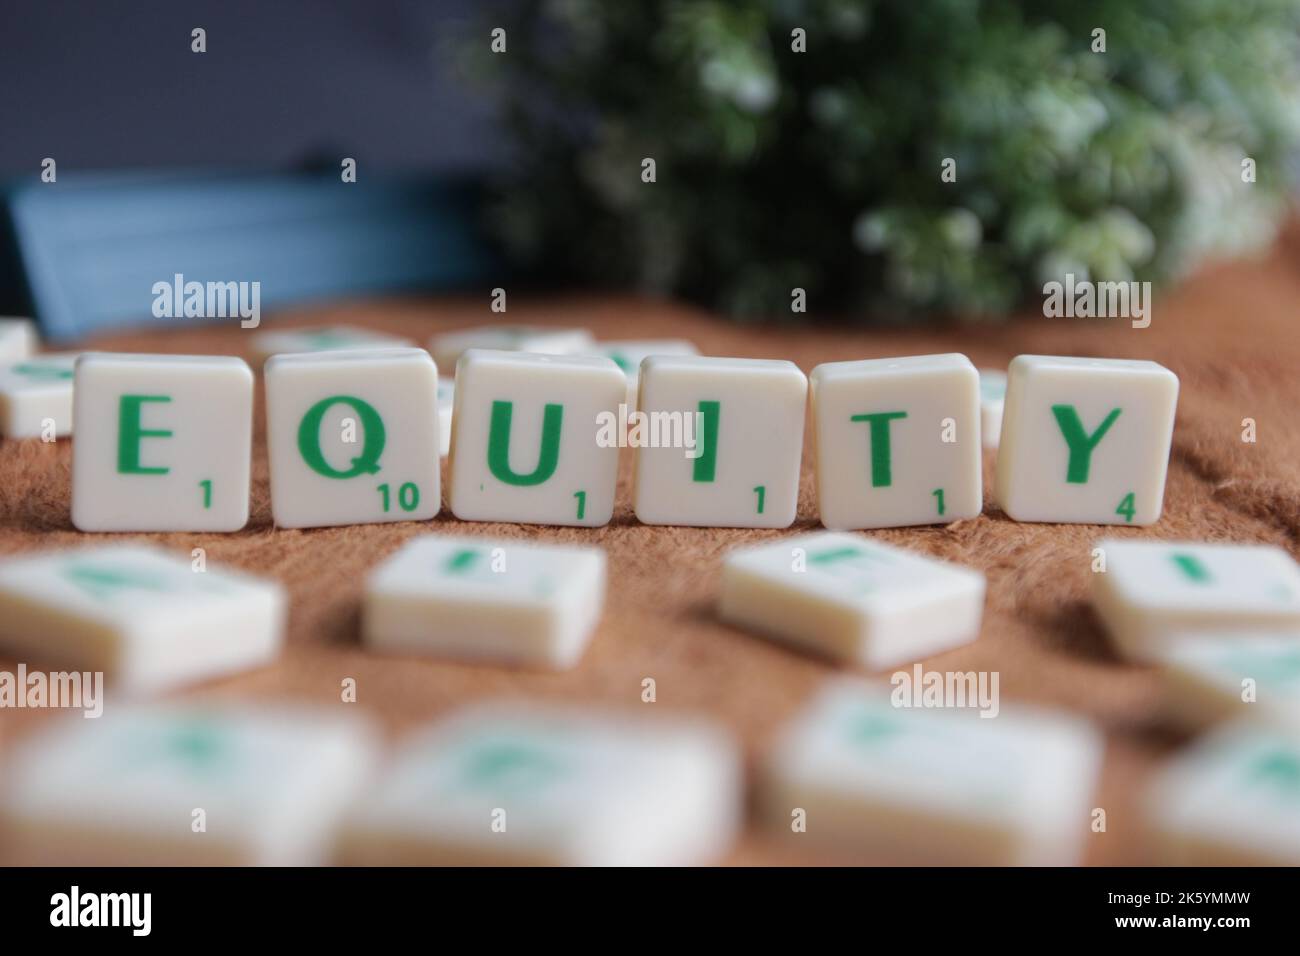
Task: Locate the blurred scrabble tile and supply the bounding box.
[811,354,981,529]
[634,355,806,528]
[266,347,440,528]
[996,355,1178,524]
[594,338,699,407]
[0,544,285,693]
[1092,539,1300,661]
[762,682,1102,865]
[341,704,740,866]
[0,317,37,362]
[448,349,623,526]
[250,324,413,364]
[430,325,595,371]
[364,535,606,669]
[1146,724,1300,865]
[0,352,77,439]
[1160,634,1300,731]
[0,704,376,865]
[71,353,253,532]
[437,377,454,457]
[719,532,985,668]
[979,368,1007,450]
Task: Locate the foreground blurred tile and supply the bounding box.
[719,532,985,668]
[1146,723,1300,865]
[1160,633,1300,731]
[0,544,285,693]
[363,535,605,670]
[761,682,1103,865]
[0,705,377,865]
[341,704,740,865]
[1092,540,1300,661]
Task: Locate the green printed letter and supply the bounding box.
[850,411,907,487]
[488,400,562,486]
[1051,405,1121,484]
[117,395,172,475]
[298,395,386,478]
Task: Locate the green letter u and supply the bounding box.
[488,400,563,486]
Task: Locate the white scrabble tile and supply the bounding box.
[811,354,981,529]
[363,535,606,669]
[762,682,1102,865]
[719,532,985,667]
[1160,634,1300,731]
[341,704,740,866]
[0,317,37,362]
[634,355,806,528]
[266,347,441,529]
[429,325,595,371]
[0,352,77,438]
[437,377,454,457]
[979,368,1006,450]
[995,355,1178,524]
[250,324,413,364]
[594,338,699,407]
[448,349,623,526]
[1146,723,1300,865]
[71,354,253,532]
[0,545,285,694]
[1091,539,1300,661]
[0,704,376,865]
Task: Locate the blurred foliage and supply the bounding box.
[471,0,1300,319]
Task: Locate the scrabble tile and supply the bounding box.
[0,544,285,694]
[1091,539,1300,661]
[0,704,376,865]
[71,353,253,532]
[717,530,977,665]
[437,376,454,457]
[1160,634,1300,731]
[430,325,595,371]
[995,355,1178,524]
[341,704,740,866]
[719,532,985,667]
[266,347,441,529]
[811,354,982,529]
[762,682,1102,865]
[0,352,77,439]
[594,338,699,407]
[363,535,606,669]
[979,368,1007,450]
[0,317,37,362]
[634,355,807,528]
[1146,723,1300,865]
[250,324,413,364]
[448,349,623,526]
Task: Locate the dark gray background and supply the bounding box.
[0,0,506,178]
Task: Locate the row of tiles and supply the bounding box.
[1,318,1173,533]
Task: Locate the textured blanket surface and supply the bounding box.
[3,228,1299,866]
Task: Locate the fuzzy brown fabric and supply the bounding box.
[3,225,1300,866]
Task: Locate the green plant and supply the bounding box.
[475,0,1300,319]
